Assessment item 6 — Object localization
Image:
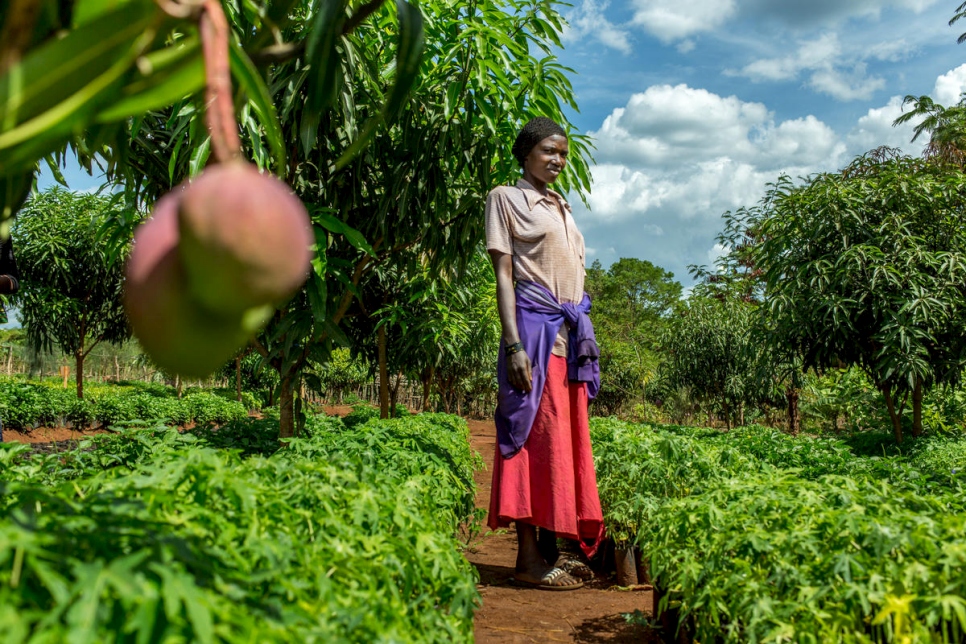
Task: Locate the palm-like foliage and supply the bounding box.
[894,95,966,165]
[951,1,966,43]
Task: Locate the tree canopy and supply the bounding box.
[723,149,966,442]
[12,188,132,398]
[585,257,681,415]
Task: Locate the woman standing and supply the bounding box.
[0,234,19,442]
[485,118,604,591]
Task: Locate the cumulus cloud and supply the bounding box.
[591,84,844,175]
[569,74,966,281]
[846,96,922,156]
[563,0,633,55]
[742,0,940,28]
[630,0,737,42]
[736,33,889,101]
[846,64,966,158]
[933,64,966,105]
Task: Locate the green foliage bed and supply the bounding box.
[0,377,254,430]
[0,413,481,643]
[592,418,966,642]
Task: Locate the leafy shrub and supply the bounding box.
[0,413,481,642]
[183,393,248,425]
[593,419,966,642]
[0,377,251,429]
[645,473,966,642]
[342,403,380,429]
[591,418,751,545]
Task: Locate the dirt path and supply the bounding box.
[466,419,658,643]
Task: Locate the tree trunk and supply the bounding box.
[279,372,296,438]
[176,375,183,399]
[75,350,85,399]
[378,325,389,419]
[912,377,923,438]
[390,371,402,417]
[423,366,434,412]
[880,384,903,444]
[422,374,431,412]
[786,387,800,435]
[114,354,120,382]
[235,356,242,402]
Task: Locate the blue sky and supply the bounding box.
[39,0,966,286]
[555,0,966,284]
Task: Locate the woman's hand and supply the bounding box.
[508,350,533,392]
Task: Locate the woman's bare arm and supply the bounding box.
[489,250,532,392]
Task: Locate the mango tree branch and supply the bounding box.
[199,0,241,163]
[250,336,270,358]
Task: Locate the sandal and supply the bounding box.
[512,567,584,591]
[556,555,594,581]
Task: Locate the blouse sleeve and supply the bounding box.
[484,189,513,255]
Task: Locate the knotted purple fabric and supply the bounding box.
[496,281,600,458]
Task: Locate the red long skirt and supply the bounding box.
[487,355,605,556]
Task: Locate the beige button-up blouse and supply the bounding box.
[485,179,586,356]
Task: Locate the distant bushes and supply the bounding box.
[0,377,252,430]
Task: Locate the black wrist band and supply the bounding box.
[504,341,524,356]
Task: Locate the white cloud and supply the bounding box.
[850,64,966,158]
[591,84,844,173]
[738,33,839,81]
[736,33,886,101]
[563,0,633,55]
[630,0,737,42]
[571,75,966,280]
[577,84,849,249]
[846,96,923,156]
[933,64,966,105]
[809,64,886,101]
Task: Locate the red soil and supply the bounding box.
[466,418,659,643]
[3,426,108,443]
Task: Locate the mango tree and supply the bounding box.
[98,0,590,436]
[732,148,966,443]
[12,188,131,398]
[585,257,682,416]
[660,290,762,430]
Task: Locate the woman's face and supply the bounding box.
[523,134,569,186]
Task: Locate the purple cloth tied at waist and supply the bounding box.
[495,280,600,458]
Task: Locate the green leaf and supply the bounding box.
[72,0,138,28]
[96,37,205,123]
[332,0,423,171]
[228,39,287,174]
[43,156,69,188]
[310,207,374,256]
[383,0,424,121]
[0,1,159,128]
[300,0,349,156]
[0,2,161,173]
